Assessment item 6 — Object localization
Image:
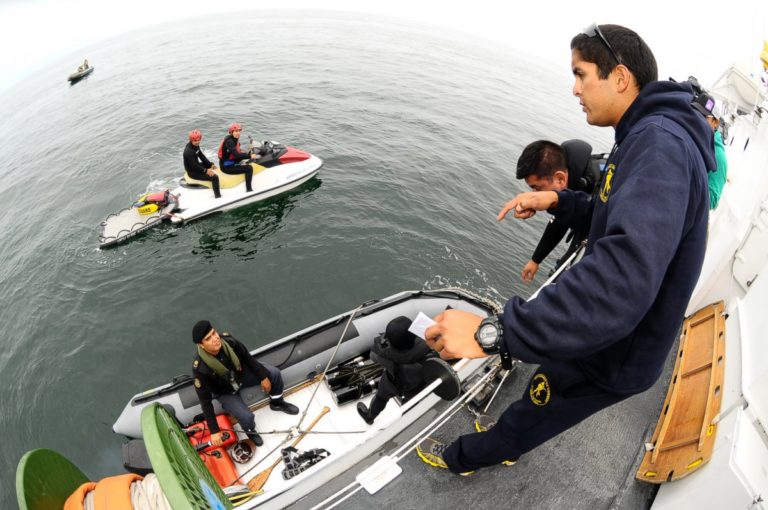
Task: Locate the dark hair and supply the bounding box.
[570,24,658,90]
[516,140,566,180]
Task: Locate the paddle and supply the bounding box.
[246,406,330,493]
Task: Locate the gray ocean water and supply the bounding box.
[0,11,612,506]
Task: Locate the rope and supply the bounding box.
[233,305,365,483]
[81,475,172,510]
[130,474,173,510]
[295,305,364,430]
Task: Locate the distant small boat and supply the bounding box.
[68,66,93,84]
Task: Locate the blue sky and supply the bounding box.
[1,0,766,93]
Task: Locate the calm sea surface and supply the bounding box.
[0,12,611,505]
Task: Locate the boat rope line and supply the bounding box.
[229,304,366,485]
[480,367,512,414]
[313,357,502,510]
[527,243,585,301]
[295,304,364,430]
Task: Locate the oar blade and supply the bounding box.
[247,468,272,493]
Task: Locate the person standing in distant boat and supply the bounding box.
[514,139,600,283]
[191,320,299,447]
[183,130,221,199]
[417,23,713,477]
[217,122,255,192]
[77,59,89,72]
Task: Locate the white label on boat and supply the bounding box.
[409,312,437,340]
[356,455,402,494]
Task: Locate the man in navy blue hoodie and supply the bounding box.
[417,24,714,475]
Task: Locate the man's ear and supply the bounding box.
[553,170,568,186]
[614,65,635,93]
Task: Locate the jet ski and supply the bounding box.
[98,140,322,249]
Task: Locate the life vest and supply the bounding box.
[217,135,242,162]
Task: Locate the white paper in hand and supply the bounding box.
[409,312,437,340]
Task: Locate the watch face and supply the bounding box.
[477,323,498,348]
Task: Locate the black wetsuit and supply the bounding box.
[531,139,601,270]
[183,142,220,198]
[367,335,435,419]
[219,135,253,191]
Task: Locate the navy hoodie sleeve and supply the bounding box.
[551,189,593,231]
[500,124,695,363]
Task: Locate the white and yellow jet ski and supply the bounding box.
[98,141,322,249]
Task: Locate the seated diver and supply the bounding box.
[357,316,437,424]
[218,122,256,192]
[183,129,221,198]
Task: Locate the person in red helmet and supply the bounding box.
[217,123,255,192]
[183,130,221,198]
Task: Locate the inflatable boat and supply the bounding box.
[98,140,322,249]
[18,288,507,509]
[68,66,94,83]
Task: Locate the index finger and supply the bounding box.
[497,199,518,221]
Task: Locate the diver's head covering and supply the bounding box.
[384,316,416,351]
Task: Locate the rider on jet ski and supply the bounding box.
[218,122,256,192]
[184,129,221,198]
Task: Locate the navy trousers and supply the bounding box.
[216,364,284,433]
[442,361,630,473]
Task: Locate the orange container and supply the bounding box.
[199,447,240,487]
[187,414,238,453]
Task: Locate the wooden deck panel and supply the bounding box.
[636,301,726,483]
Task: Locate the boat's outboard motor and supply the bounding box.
[122,439,153,476]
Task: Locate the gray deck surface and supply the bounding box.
[290,342,677,510]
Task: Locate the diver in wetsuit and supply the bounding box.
[356,316,436,424]
[217,122,255,192]
[515,139,601,282]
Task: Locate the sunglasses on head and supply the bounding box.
[582,23,623,66]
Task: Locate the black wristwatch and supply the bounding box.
[475,314,503,354]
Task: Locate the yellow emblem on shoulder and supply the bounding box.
[599,164,615,203]
[193,359,199,368]
[194,378,201,388]
[529,373,551,406]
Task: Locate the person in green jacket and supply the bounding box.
[692,92,728,209]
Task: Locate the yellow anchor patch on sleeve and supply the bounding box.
[599,164,615,203]
[194,378,201,388]
[193,359,199,368]
[529,373,551,406]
